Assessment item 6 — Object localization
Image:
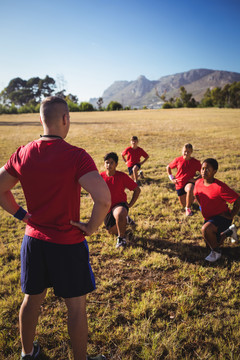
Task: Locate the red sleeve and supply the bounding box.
[4,146,23,178]
[123,173,138,191]
[76,150,98,180]
[168,157,178,169]
[196,160,201,172]
[220,182,239,203]
[122,147,128,156]
[140,148,148,158]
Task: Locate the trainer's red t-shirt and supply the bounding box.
[168,156,201,190]
[4,139,97,244]
[100,170,138,211]
[122,146,148,167]
[194,178,239,220]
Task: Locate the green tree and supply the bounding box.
[106,101,123,111]
[79,102,94,112]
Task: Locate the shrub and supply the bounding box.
[106,101,123,111]
[79,102,94,112]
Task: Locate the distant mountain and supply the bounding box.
[89,69,240,109]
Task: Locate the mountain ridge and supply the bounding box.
[89,68,240,108]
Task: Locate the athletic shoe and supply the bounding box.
[139,170,144,179]
[185,208,193,216]
[127,216,136,226]
[20,341,40,359]
[205,250,222,262]
[229,224,238,243]
[116,236,126,248]
[87,355,106,360]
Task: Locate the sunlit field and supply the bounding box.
[1,108,240,360]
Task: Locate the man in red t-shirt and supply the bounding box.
[122,136,149,185]
[0,97,110,360]
[194,158,240,262]
[167,143,201,216]
[101,152,141,248]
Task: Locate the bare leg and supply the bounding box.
[65,295,88,360]
[132,165,139,183]
[178,194,186,208]
[184,183,194,208]
[202,222,220,249]
[19,289,47,354]
[112,206,128,238]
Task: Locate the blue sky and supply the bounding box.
[1,0,239,101]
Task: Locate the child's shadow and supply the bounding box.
[131,234,240,268]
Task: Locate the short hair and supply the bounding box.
[202,158,218,171]
[40,96,68,125]
[183,143,193,150]
[131,136,138,141]
[104,152,118,163]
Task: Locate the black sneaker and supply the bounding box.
[127,216,136,226]
[87,355,106,360]
[116,236,126,248]
[20,341,40,359]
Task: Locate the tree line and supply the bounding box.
[1,75,240,115]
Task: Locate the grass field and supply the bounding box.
[0,108,240,360]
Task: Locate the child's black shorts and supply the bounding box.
[104,202,129,230]
[128,163,141,175]
[204,215,232,241]
[176,182,195,196]
[21,235,96,298]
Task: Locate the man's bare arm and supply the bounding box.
[0,167,31,223]
[71,170,111,236]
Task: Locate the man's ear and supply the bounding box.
[39,116,43,125]
[63,113,68,125]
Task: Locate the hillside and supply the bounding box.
[89,69,240,108]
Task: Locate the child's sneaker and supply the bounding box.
[229,224,238,243]
[20,341,40,359]
[205,250,221,262]
[127,216,136,226]
[116,236,126,248]
[87,355,106,360]
[185,207,193,216]
[139,170,144,179]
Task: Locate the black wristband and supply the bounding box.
[13,206,27,220]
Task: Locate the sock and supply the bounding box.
[21,347,34,357]
[222,228,233,237]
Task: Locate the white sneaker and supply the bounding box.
[116,237,126,248]
[229,224,238,243]
[205,250,221,262]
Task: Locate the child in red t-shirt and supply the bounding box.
[101,152,141,248]
[167,143,201,216]
[194,158,240,262]
[122,136,149,185]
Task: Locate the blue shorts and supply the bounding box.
[104,202,129,230]
[176,182,195,196]
[21,235,96,298]
[204,215,232,241]
[128,163,141,175]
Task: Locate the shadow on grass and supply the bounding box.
[140,176,165,186]
[38,353,51,360]
[130,234,240,267]
[0,121,114,126]
[0,121,41,126]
